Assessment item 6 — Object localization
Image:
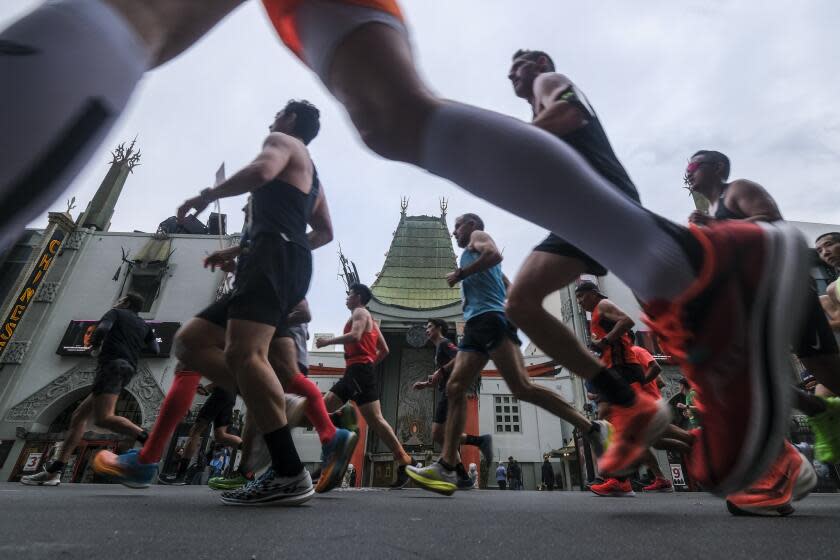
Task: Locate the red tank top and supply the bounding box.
[344,317,379,365]
[590,304,640,369]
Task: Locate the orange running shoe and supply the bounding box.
[643,221,810,496]
[725,441,817,516]
[643,477,674,493]
[590,477,635,497]
[597,392,671,477]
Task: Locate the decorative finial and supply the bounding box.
[400,196,409,215]
[440,197,448,217]
[66,196,77,214]
[110,138,142,173]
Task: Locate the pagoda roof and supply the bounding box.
[370,213,461,310]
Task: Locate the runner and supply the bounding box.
[3,0,811,494]
[315,283,416,488]
[21,294,157,486]
[406,214,610,496]
[413,318,493,487]
[685,149,824,513]
[158,383,242,485]
[95,101,351,505]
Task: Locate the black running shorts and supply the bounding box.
[329,362,379,406]
[533,233,607,276]
[459,312,521,356]
[196,387,236,428]
[91,358,136,395]
[434,393,449,425]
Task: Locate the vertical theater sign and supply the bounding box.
[0,230,65,357]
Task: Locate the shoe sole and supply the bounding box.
[315,431,359,494]
[721,223,809,496]
[590,488,636,497]
[91,452,152,489]
[220,486,315,506]
[405,469,456,496]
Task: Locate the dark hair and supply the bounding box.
[692,150,731,180]
[283,99,320,145]
[349,283,372,305]
[428,318,449,338]
[678,378,691,387]
[459,213,485,230]
[816,232,840,245]
[123,292,145,313]
[512,49,555,72]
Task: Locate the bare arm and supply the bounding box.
[373,324,389,365]
[177,134,294,220]
[318,308,369,347]
[530,74,588,136]
[728,180,783,223]
[643,359,662,383]
[307,183,334,250]
[821,289,840,330]
[595,299,635,345]
[447,231,502,286]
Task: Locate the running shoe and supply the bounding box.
[331,402,359,433]
[389,463,414,489]
[642,221,811,496]
[20,469,61,486]
[809,396,840,464]
[643,477,674,493]
[220,468,314,506]
[590,477,635,497]
[597,394,670,477]
[92,450,157,488]
[209,471,252,490]
[587,420,613,458]
[725,441,817,516]
[157,473,187,486]
[315,428,358,494]
[405,462,457,496]
[455,463,475,491]
[476,434,493,461]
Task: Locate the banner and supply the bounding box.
[0,229,65,355]
[56,320,180,358]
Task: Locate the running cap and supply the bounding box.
[574,280,606,298]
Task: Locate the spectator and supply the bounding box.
[468,463,478,489]
[496,462,507,490]
[676,378,701,429]
[541,456,555,491]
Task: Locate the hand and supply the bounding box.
[177,190,212,223]
[203,249,238,273]
[315,338,330,349]
[590,336,606,349]
[446,268,463,287]
[688,210,713,226]
[412,381,426,391]
[676,402,687,409]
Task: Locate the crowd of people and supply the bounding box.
[5,0,840,518]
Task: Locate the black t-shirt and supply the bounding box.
[97,308,155,367]
[554,85,639,203]
[246,167,319,248]
[434,338,458,392]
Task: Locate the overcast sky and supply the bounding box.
[3,1,839,340]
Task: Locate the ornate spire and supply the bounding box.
[400,196,409,216]
[439,197,448,220]
[110,137,141,173]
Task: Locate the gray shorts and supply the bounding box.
[92,359,135,395]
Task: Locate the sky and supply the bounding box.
[3,1,839,340]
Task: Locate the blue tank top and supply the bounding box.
[460,249,506,321]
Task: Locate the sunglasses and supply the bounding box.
[685,160,712,174]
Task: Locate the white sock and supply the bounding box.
[0,0,150,251]
[420,102,696,302]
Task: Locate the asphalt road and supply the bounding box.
[1,483,838,559]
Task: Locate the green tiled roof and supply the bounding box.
[371,214,461,309]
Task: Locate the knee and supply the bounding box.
[505,288,539,326]
[223,345,259,374]
[509,381,536,402]
[173,327,197,363]
[445,377,468,400]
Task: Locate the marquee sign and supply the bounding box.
[0,230,65,356]
[56,320,180,358]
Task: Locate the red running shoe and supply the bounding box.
[597,392,671,477]
[725,441,817,516]
[643,477,674,493]
[643,221,810,496]
[590,478,635,497]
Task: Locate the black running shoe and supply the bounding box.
[220,468,314,506]
[157,473,186,486]
[389,463,415,489]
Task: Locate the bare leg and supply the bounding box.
[174,318,237,393]
[182,420,209,463]
[506,252,603,379]
[92,393,144,438]
[358,401,411,465]
[268,337,299,385]
[492,339,592,433]
[323,391,344,413]
[57,395,96,463]
[214,426,242,449]
[238,411,258,470]
[640,449,665,478]
[441,352,488,466]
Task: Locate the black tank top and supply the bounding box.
[246,166,320,248]
[713,186,746,220]
[554,85,640,203]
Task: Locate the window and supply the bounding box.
[494,395,521,434]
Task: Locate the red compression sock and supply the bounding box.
[287,373,336,444]
[138,371,201,464]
